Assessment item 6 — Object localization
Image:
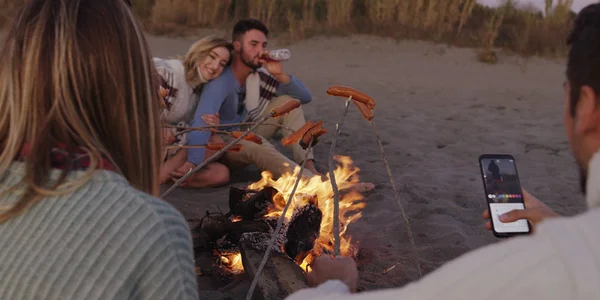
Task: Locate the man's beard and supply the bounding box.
[240,47,261,70]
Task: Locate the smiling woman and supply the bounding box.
[155,36,233,187]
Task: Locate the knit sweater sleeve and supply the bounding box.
[126,194,199,300]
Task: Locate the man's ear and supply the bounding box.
[575,85,600,134]
[233,40,241,52]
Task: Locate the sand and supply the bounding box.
[149,33,588,296]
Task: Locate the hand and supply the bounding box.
[482,189,560,232]
[306,256,358,293]
[159,86,170,99]
[171,161,196,187]
[202,113,220,126]
[259,53,290,83]
[162,128,176,145]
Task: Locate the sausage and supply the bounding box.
[231,131,263,144]
[299,121,328,149]
[206,143,243,152]
[353,100,374,121]
[326,85,376,110]
[281,121,315,146]
[271,99,301,117]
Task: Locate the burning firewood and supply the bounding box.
[284,200,323,265]
[239,232,308,300]
[229,186,258,211]
[192,215,231,252]
[223,220,272,246]
[192,213,276,252]
[228,186,278,221]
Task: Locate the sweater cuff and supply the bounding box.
[285,280,350,300]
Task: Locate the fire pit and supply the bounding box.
[190,156,367,298]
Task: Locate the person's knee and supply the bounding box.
[211,163,230,185]
[194,163,230,186]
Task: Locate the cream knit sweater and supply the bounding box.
[154,58,199,125]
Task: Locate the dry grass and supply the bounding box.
[0,0,576,60]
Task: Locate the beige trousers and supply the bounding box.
[222,95,314,178]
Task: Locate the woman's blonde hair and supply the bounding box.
[183,36,233,89]
[0,0,162,222]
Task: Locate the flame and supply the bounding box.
[218,252,244,274]
[248,155,366,268]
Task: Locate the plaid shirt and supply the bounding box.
[18,143,116,171]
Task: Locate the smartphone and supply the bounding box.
[478,154,531,238]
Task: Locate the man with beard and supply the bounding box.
[284,3,600,299]
[173,19,321,185]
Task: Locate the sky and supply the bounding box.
[479,0,597,12]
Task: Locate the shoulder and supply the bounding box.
[91,171,190,234]
[153,57,185,74]
[202,66,236,91]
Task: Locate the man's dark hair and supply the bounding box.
[566,3,600,116]
[232,18,269,42]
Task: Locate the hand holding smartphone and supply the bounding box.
[478,154,531,238]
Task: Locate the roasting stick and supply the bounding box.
[245,135,315,300]
[327,85,423,278]
[327,96,352,257]
[370,118,421,277]
[164,143,244,150]
[166,123,295,137]
[160,99,301,199]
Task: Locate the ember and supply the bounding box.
[191,155,366,277]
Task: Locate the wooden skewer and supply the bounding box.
[245,135,315,300]
[160,100,301,199]
[164,122,295,135]
[328,96,352,257]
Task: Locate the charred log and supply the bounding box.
[285,202,323,264]
[229,186,258,212]
[229,186,278,220]
[192,215,232,251]
[222,220,272,246]
[239,232,308,300]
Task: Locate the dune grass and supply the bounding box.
[0,0,576,61]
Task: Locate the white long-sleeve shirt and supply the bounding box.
[287,152,600,300]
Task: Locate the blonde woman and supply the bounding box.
[0,0,198,299]
[156,36,233,188]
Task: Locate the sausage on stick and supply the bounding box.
[327,85,376,110]
[161,99,303,198]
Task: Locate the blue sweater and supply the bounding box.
[187,66,312,165]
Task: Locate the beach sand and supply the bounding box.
[150,33,587,297]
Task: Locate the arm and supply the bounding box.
[275,73,312,104]
[186,80,229,166]
[286,221,574,300]
[130,198,199,300]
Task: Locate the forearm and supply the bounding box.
[276,74,312,104]
[186,110,213,165]
[286,227,564,300]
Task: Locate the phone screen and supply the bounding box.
[479,156,530,234]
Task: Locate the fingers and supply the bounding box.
[306,271,317,287]
[485,221,492,230]
[202,114,220,126]
[171,166,189,178]
[498,209,531,223]
[482,209,490,220]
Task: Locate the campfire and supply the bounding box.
[191,155,366,279]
